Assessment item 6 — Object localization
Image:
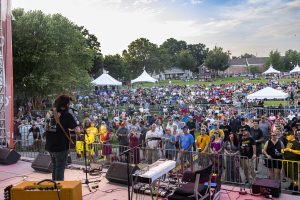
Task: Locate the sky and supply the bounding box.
[12,0,300,57]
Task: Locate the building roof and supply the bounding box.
[246,57,267,65]
[163,67,185,74]
[229,57,267,67]
[229,58,247,66]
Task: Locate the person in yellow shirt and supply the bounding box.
[196,127,210,167]
[85,122,98,161]
[209,122,225,138]
[196,127,210,153]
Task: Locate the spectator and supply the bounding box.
[224,132,240,182]
[263,131,284,181]
[145,124,159,164]
[250,120,264,173]
[163,128,176,160]
[239,130,256,184]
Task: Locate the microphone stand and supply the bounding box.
[119,138,157,200]
[82,129,101,192]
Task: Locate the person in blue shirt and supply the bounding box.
[179,126,195,170]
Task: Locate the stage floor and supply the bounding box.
[0,161,299,200]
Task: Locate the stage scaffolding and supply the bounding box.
[0,2,7,146]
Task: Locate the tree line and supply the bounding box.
[12,9,300,105]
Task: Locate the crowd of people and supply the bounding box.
[12,80,300,191]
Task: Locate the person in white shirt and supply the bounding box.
[145,124,159,164]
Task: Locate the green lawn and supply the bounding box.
[132,77,298,88]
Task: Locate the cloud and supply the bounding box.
[191,0,203,4]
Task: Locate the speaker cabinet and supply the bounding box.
[31,153,52,173]
[106,162,139,185]
[0,148,21,165]
[252,178,281,197]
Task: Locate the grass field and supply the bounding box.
[132,77,299,88]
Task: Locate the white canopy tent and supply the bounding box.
[246,87,288,100]
[262,65,281,75]
[131,70,158,84]
[91,73,122,86]
[290,64,300,74]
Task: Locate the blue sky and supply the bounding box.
[13,0,300,57]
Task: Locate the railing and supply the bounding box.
[14,140,300,194]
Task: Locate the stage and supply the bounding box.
[0,160,299,200]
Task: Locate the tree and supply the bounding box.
[77,26,104,78]
[12,9,94,107]
[265,50,284,70]
[249,65,260,74]
[175,50,197,71]
[160,38,187,68]
[187,43,209,68]
[160,38,187,55]
[240,53,256,58]
[103,54,125,80]
[204,46,230,73]
[283,49,300,71]
[122,38,164,79]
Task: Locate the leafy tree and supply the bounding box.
[283,49,300,71]
[187,43,209,68]
[160,38,187,68]
[265,50,284,70]
[103,54,125,80]
[77,26,104,78]
[240,53,256,58]
[204,46,230,72]
[12,9,94,107]
[160,38,187,55]
[249,65,260,74]
[176,50,197,71]
[122,38,164,79]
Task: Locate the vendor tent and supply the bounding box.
[246,87,288,100]
[91,73,122,86]
[290,64,300,74]
[262,65,281,75]
[131,70,158,84]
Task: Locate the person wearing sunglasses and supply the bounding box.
[263,131,284,181]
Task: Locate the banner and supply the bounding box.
[1,0,14,148]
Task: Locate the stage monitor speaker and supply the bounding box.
[31,153,52,173]
[252,178,281,197]
[0,148,21,165]
[106,162,139,185]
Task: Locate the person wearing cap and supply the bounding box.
[45,94,81,181]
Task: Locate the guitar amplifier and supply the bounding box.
[252,178,281,197]
[9,180,82,200]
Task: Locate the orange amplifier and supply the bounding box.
[10,180,82,200]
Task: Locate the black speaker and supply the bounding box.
[252,178,281,197]
[31,153,52,173]
[0,148,21,165]
[106,162,139,185]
